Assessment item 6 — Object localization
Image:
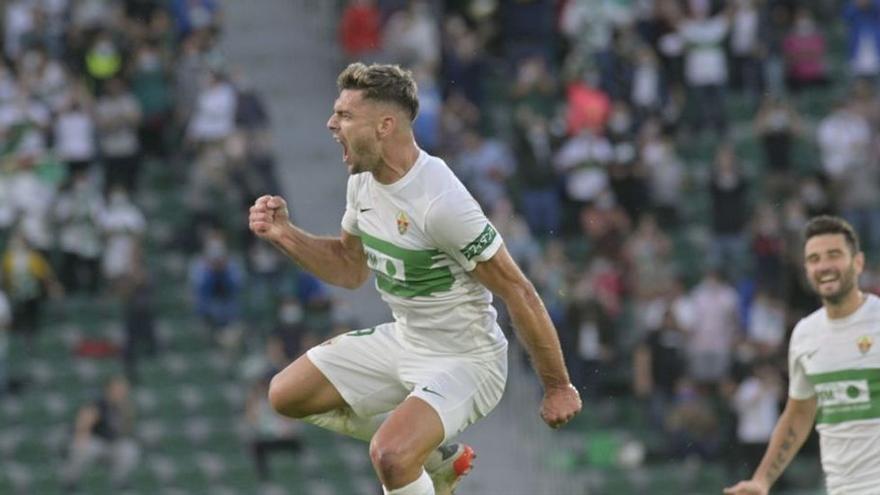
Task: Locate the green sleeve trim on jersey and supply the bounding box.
[460,224,497,261]
[808,368,880,425]
[360,232,454,298]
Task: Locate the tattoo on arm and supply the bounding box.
[765,426,798,485]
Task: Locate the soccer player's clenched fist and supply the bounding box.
[249,195,290,242]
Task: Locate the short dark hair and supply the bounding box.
[337,62,419,121]
[803,215,860,254]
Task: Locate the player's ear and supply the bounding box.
[377,114,395,138]
[855,250,866,274]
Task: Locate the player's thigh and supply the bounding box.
[369,396,445,470]
[404,349,508,443]
[268,353,347,418]
[305,323,409,417]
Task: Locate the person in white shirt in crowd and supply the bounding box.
[382,0,441,70]
[729,0,762,107]
[186,69,237,149]
[0,85,52,146]
[676,0,731,136]
[746,290,787,357]
[817,96,879,254]
[731,360,782,481]
[54,90,97,175]
[17,47,69,113]
[4,0,36,60]
[688,268,741,386]
[8,154,56,253]
[98,186,146,291]
[95,77,143,193]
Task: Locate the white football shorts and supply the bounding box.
[306,322,508,442]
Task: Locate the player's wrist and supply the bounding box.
[749,476,770,491]
[544,382,576,393]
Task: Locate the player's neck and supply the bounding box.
[825,289,866,319]
[372,136,419,185]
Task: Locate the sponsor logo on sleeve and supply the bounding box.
[460,224,497,261]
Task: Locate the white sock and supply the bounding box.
[383,469,435,495]
[302,408,387,442]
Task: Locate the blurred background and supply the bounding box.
[1,0,879,493]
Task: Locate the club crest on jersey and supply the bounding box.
[396,212,409,235]
[857,335,873,355]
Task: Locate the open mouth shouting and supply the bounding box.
[333,134,350,163]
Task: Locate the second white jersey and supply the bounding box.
[341,149,507,355]
[788,294,880,495]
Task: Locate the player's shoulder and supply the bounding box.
[419,152,467,195]
[790,306,827,344]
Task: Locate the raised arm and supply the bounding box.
[724,396,817,495]
[471,245,582,428]
[249,195,369,289]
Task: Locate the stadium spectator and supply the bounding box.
[53,89,96,176]
[1,231,63,351]
[190,229,245,352]
[98,186,146,290]
[61,375,140,492]
[783,7,830,91]
[709,143,751,274]
[245,371,301,481]
[665,375,721,460]
[639,121,685,228]
[514,110,563,237]
[843,0,880,81]
[745,289,787,358]
[95,77,142,193]
[687,269,741,386]
[633,304,688,429]
[729,0,763,107]
[381,0,440,70]
[187,69,237,149]
[120,254,157,385]
[132,41,173,159]
[454,129,514,213]
[53,171,104,294]
[0,289,10,395]
[338,0,382,61]
[730,360,782,479]
[677,0,731,136]
[753,95,802,186]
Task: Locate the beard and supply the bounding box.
[348,138,382,175]
[810,264,858,305]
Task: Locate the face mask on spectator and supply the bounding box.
[138,53,161,72]
[278,303,303,325]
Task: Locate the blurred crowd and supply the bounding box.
[2,0,880,491]
[0,0,341,489]
[341,0,880,480]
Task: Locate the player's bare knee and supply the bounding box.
[369,440,415,481]
[267,374,305,418]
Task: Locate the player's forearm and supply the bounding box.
[506,286,571,389]
[751,402,815,488]
[270,223,366,289]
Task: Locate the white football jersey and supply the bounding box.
[789,294,880,494]
[341,149,507,355]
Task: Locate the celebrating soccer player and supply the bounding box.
[248,62,582,495]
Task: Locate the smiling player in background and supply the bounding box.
[724,215,880,495]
